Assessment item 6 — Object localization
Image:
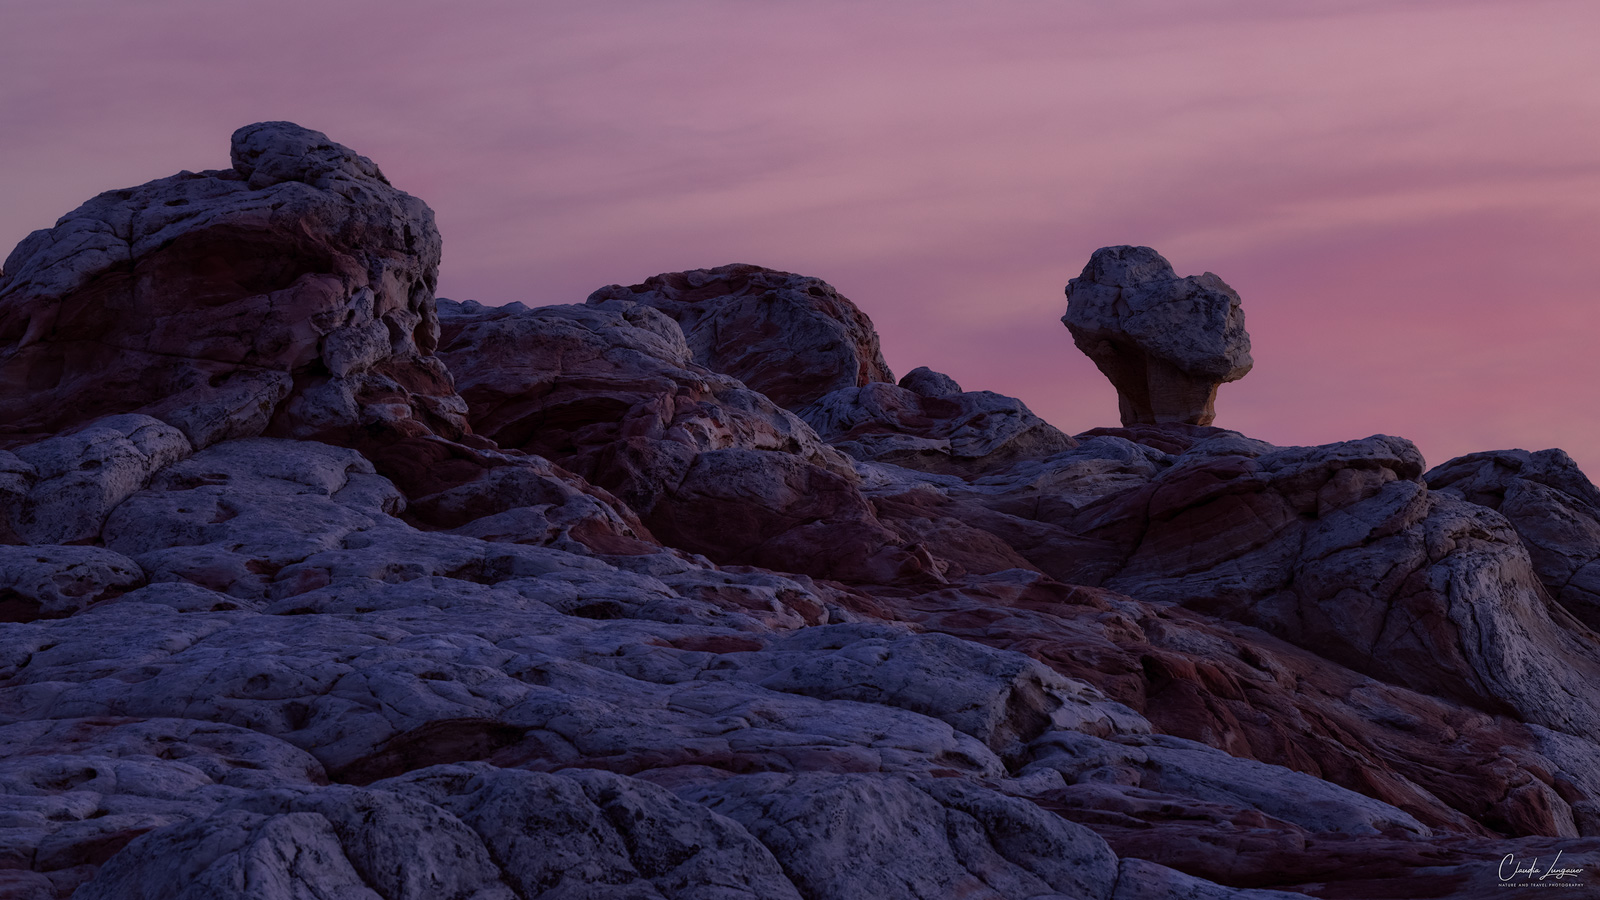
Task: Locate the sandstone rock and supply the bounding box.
[0,545,143,622]
[1109,858,1308,900]
[436,298,834,462]
[898,366,963,398]
[436,298,934,583]
[1023,730,1429,837]
[1063,246,1251,426]
[101,438,405,600]
[682,771,1119,900]
[1061,433,1600,738]
[0,120,649,548]
[385,763,801,899]
[1,415,191,546]
[800,379,1077,476]
[72,809,384,900]
[0,717,328,896]
[0,122,462,452]
[1427,447,1600,630]
[865,476,1600,842]
[648,447,942,583]
[0,592,1013,786]
[734,626,1145,761]
[588,263,894,409]
[11,123,1600,900]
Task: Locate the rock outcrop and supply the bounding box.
[1428,447,1600,630]
[1063,246,1252,426]
[0,121,462,452]
[4,123,1600,900]
[799,368,1078,475]
[587,263,894,410]
[0,123,654,551]
[434,297,937,584]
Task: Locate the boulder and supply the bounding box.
[898,366,963,398]
[588,263,894,409]
[1063,246,1251,426]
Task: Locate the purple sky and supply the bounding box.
[5,1,1598,472]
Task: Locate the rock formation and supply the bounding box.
[1063,245,1252,426]
[0,121,460,452]
[433,297,937,584]
[2,123,1600,900]
[798,368,1079,476]
[587,263,894,410]
[1427,448,1600,630]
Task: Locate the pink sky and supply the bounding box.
[4,1,1598,472]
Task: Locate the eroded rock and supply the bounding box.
[1428,447,1600,630]
[800,377,1077,476]
[588,263,894,410]
[436,297,935,584]
[0,122,461,452]
[1063,246,1251,426]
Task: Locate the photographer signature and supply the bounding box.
[1500,851,1585,882]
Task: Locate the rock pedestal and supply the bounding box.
[1063,245,1252,426]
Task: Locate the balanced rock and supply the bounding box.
[587,263,894,410]
[1063,246,1251,426]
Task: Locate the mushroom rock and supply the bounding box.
[587,264,894,410]
[1063,246,1251,427]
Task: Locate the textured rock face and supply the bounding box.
[8,125,1600,900]
[436,297,936,584]
[1072,434,1600,737]
[0,121,462,452]
[1,415,191,546]
[0,122,660,541]
[588,263,895,409]
[1428,447,1600,630]
[800,372,1078,475]
[1064,246,1252,426]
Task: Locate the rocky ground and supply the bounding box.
[2,122,1598,899]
